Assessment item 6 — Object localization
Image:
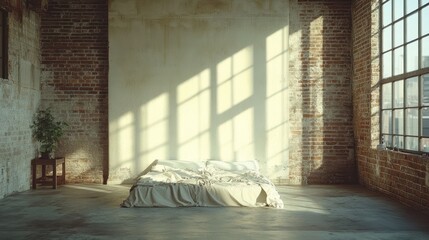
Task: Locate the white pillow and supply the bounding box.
[206,160,260,173]
[152,159,205,172]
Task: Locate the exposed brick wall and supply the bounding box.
[352,0,429,210]
[0,3,41,198]
[288,0,355,184]
[40,0,108,183]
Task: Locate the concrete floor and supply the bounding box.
[0,184,428,240]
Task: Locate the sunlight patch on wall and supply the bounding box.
[108,0,291,183]
[217,46,254,114]
[218,108,255,160]
[109,111,135,170]
[177,69,211,160]
[370,2,381,148]
[140,93,169,161]
[265,26,289,177]
[309,16,324,170]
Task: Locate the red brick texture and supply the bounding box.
[352,0,429,210]
[289,0,356,184]
[40,0,108,183]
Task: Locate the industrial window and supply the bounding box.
[380,0,429,153]
[0,9,7,79]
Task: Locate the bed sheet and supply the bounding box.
[121,166,284,208]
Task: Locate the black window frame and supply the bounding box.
[380,0,429,154]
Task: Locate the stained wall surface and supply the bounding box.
[109,0,291,183]
[109,0,355,184]
[0,4,41,198]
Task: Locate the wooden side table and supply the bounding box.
[31,157,66,189]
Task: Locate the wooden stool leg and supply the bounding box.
[62,161,66,184]
[32,161,36,189]
[53,161,57,189]
[42,165,46,179]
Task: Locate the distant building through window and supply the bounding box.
[380,0,429,152]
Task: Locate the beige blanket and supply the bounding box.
[121,166,284,208]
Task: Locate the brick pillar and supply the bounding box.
[40,0,108,183]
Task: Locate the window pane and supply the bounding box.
[406,108,418,135]
[421,107,429,136]
[405,137,418,150]
[393,109,404,134]
[406,0,418,14]
[394,47,404,75]
[422,36,429,68]
[383,26,392,51]
[378,0,429,153]
[406,41,418,72]
[422,74,429,105]
[406,13,418,41]
[382,110,392,134]
[394,80,404,107]
[383,51,392,78]
[422,138,429,152]
[382,83,392,108]
[393,20,404,47]
[422,6,429,36]
[393,135,404,148]
[406,77,418,107]
[393,80,404,107]
[385,135,393,147]
[383,0,392,26]
[393,0,404,21]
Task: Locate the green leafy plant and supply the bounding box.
[30,108,68,158]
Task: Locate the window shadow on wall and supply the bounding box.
[108,0,290,183]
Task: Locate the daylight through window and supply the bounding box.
[381,0,429,152]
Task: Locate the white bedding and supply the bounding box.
[121,161,284,208]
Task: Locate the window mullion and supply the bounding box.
[389,79,395,147]
[403,0,407,150]
[380,0,384,145]
[403,79,406,150]
[418,1,422,69]
[418,1,422,151]
[419,75,422,151]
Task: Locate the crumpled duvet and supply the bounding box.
[121,166,284,208]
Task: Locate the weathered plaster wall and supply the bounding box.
[109,0,355,184]
[109,0,291,183]
[0,4,41,198]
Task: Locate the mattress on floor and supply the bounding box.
[121,160,284,208]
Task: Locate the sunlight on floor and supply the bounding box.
[63,185,114,193]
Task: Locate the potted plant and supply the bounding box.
[30,108,68,159]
